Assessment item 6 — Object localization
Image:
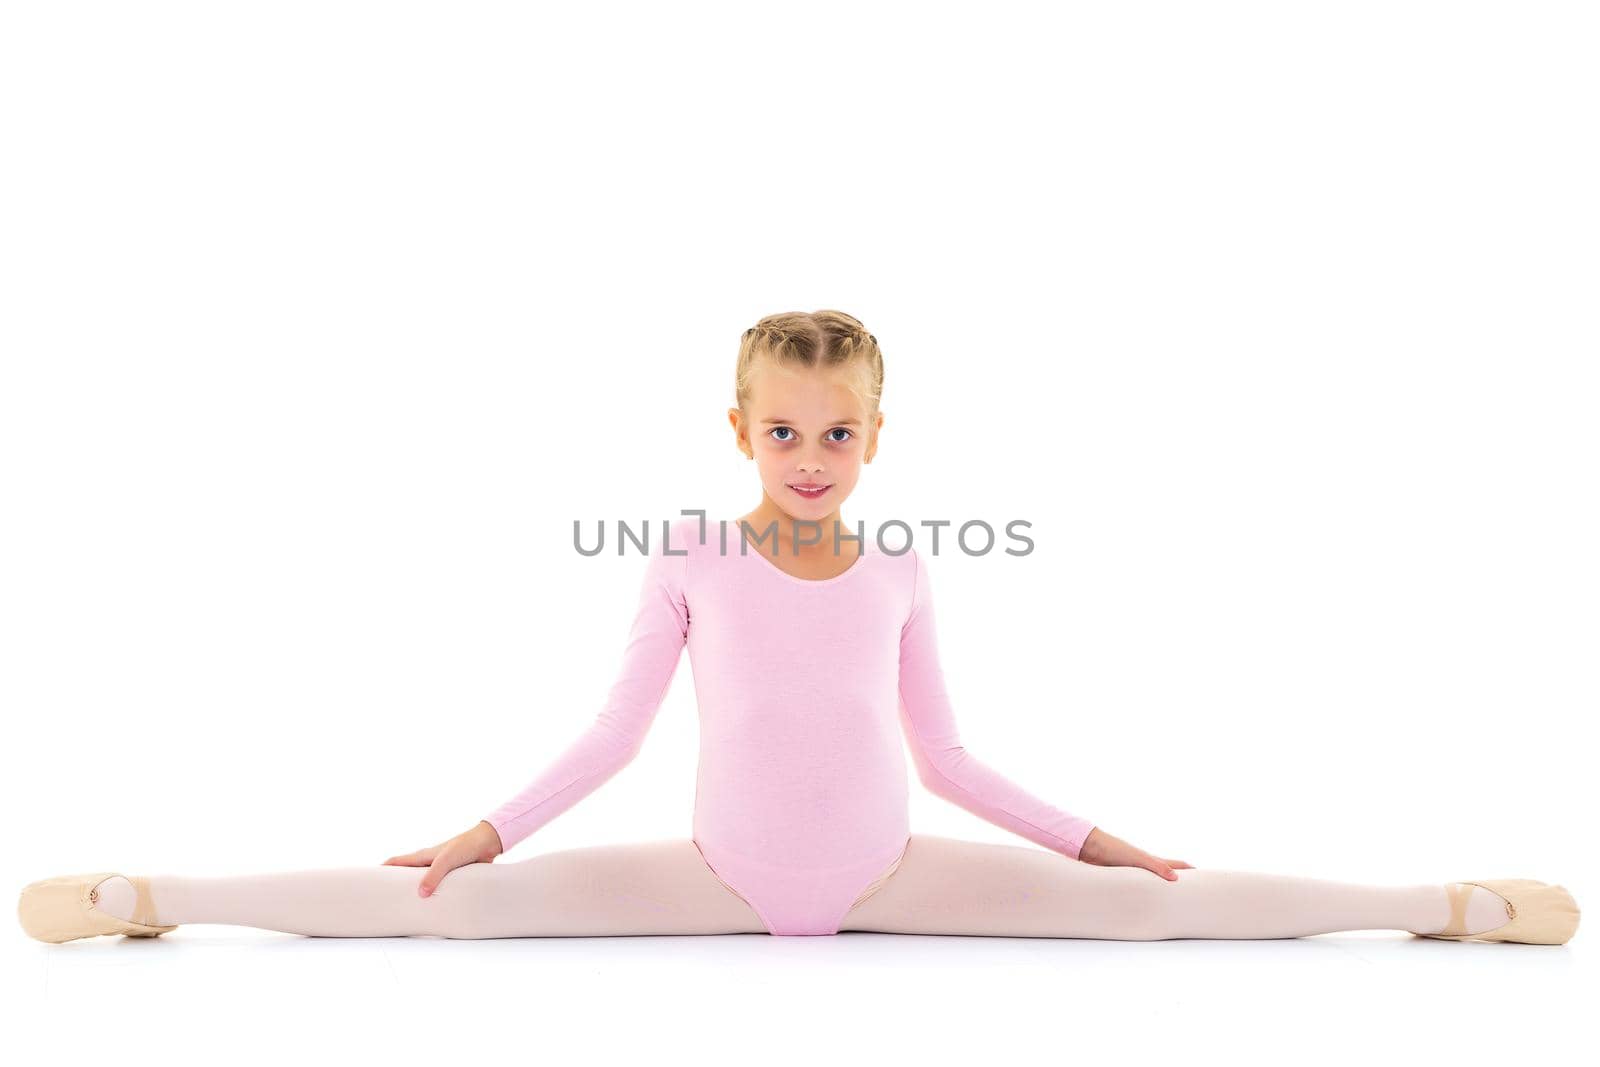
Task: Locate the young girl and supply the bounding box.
[19,310,1580,945]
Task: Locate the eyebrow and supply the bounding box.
[761,417,862,426]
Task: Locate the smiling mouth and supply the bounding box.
[788,483,832,495]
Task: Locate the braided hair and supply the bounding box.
[734,310,884,415]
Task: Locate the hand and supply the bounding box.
[1077,827,1194,881]
[383,820,506,898]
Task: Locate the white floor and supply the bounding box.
[7,925,1589,1065]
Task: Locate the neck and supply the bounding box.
[739,497,854,556]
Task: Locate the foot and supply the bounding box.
[1414,883,1513,938]
[88,875,138,922]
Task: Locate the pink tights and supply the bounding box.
[136,834,1459,939]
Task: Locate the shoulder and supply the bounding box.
[663,517,699,553]
[871,538,923,617]
[638,518,696,582]
[882,537,923,574]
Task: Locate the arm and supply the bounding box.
[481,532,691,854]
[896,548,1098,859]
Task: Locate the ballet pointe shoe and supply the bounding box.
[17,872,178,944]
[1416,879,1580,945]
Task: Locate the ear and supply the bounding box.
[728,407,752,459]
[863,410,884,463]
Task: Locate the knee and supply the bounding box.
[419,864,506,939]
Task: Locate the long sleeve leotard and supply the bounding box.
[483,517,1096,935]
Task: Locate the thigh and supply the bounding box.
[838,833,1171,938]
[446,838,768,937]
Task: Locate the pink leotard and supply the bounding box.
[483,517,1097,935]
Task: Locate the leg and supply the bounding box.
[120,840,768,938]
[839,834,1505,939]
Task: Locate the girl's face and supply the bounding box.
[730,359,882,536]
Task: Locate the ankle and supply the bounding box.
[1414,883,1512,937]
[89,875,137,922]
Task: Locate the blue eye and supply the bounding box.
[767,426,853,443]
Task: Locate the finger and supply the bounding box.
[383,849,435,867]
[419,856,453,898]
[1150,861,1177,881]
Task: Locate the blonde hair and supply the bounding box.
[735,310,884,416]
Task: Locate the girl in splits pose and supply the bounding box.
[19,309,1580,946]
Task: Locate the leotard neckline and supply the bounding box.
[732,520,870,587]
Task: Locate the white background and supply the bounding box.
[2,1,1594,1064]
